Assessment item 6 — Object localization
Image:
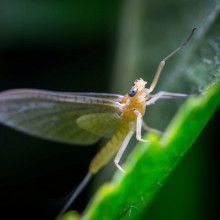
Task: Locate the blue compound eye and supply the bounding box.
[129,88,138,97]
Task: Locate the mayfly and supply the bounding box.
[0,28,196,219]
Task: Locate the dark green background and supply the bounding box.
[0,1,218,219]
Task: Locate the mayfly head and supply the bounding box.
[129,78,147,98]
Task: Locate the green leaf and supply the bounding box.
[78,73,219,220]
[62,75,219,220]
[59,211,81,220]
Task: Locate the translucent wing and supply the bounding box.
[65,92,123,102]
[77,113,122,137]
[0,89,123,145]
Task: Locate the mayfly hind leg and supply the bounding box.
[114,129,135,173]
[89,124,135,174]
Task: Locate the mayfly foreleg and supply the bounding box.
[150,91,189,98]
[146,91,189,106]
[133,109,149,142]
[149,28,196,93]
[114,129,134,173]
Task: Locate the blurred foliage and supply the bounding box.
[0,0,219,220]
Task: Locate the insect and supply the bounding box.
[0,28,196,219]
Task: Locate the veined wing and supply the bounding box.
[65,92,123,102]
[0,89,123,145]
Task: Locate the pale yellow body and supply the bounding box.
[89,78,150,174]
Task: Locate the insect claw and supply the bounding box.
[137,138,149,142]
[115,162,125,173]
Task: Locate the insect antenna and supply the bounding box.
[163,27,197,62]
[149,28,197,92]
